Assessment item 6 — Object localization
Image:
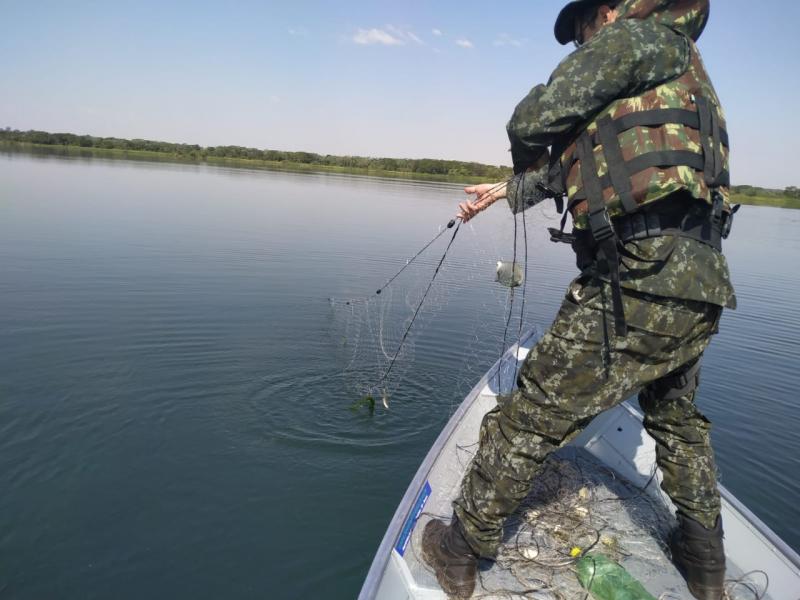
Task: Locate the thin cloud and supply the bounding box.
[353,28,404,46]
[455,39,474,49]
[432,28,443,36]
[386,25,425,45]
[351,25,424,46]
[493,33,526,47]
[288,27,309,37]
[407,31,425,45]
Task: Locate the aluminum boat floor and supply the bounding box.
[405,447,771,600]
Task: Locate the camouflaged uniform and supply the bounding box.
[453,0,736,558]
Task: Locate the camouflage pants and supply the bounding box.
[453,276,723,558]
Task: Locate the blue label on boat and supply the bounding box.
[394,481,432,557]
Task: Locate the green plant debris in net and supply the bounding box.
[350,395,376,415]
[577,553,657,600]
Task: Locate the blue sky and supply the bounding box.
[2,0,798,187]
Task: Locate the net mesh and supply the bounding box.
[328,209,542,412]
[411,448,771,599]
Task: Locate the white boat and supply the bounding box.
[359,327,800,599]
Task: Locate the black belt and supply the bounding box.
[613,195,733,252]
[553,194,737,253]
[551,194,738,345]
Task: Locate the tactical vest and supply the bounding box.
[550,38,730,229]
[546,37,732,337]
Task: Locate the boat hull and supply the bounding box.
[360,328,800,599]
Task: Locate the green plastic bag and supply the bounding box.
[576,553,657,600]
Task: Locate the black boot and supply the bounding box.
[421,517,479,599]
[671,514,726,600]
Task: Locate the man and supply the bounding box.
[421,1,736,599]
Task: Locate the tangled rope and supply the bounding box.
[412,448,770,599]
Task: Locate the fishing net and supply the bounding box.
[328,194,545,413]
[411,447,771,600]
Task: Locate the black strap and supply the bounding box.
[615,209,665,242]
[601,240,627,337]
[576,133,611,238]
[548,227,576,244]
[613,198,727,252]
[610,109,729,148]
[695,96,718,187]
[654,357,703,400]
[597,115,638,214]
[576,132,627,337]
[573,109,730,157]
[722,204,740,239]
[710,103,725,184]
[571,150,731,201]
[547,196,575,244]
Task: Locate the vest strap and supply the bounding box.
[597,115,638,214]
[695,96,727,187]
[557,101,731,201]
[609,109,729,147]
[571,150,731,201]
[576,131,627,337]
[711,104,725,183]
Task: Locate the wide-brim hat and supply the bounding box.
[554,0,608,45]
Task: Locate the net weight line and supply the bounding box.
[332,178,516,406]
[496,174,529,391]
[373,178,511,297]
[375,219,462,396]
[375,219,457,296]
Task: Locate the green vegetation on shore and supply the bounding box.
[731,185,800,209]
[0,128,511,184]
[2,128,798,208]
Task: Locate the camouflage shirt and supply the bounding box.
[503,14,736,309]
[505,17,690,172]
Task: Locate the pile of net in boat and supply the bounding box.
[412,447,770,600]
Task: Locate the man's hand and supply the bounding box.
[459,182,508,223]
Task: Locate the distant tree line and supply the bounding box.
[732,184,800,199]
[0,128,513,180]
[7,129,795,194]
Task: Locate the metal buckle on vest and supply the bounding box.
[535,182,558,198]
[588,207,615,243]
[535,182,565,213]
[721,204,740,239]
[711,190,724,226]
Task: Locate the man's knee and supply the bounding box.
[640,356,702,408]
[495,389,577,446]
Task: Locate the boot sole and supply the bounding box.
[687,581,724,600]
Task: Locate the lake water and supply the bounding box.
[1,150,798,599]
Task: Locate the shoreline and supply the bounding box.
[0,141,492,185]
[3,141,798,209]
